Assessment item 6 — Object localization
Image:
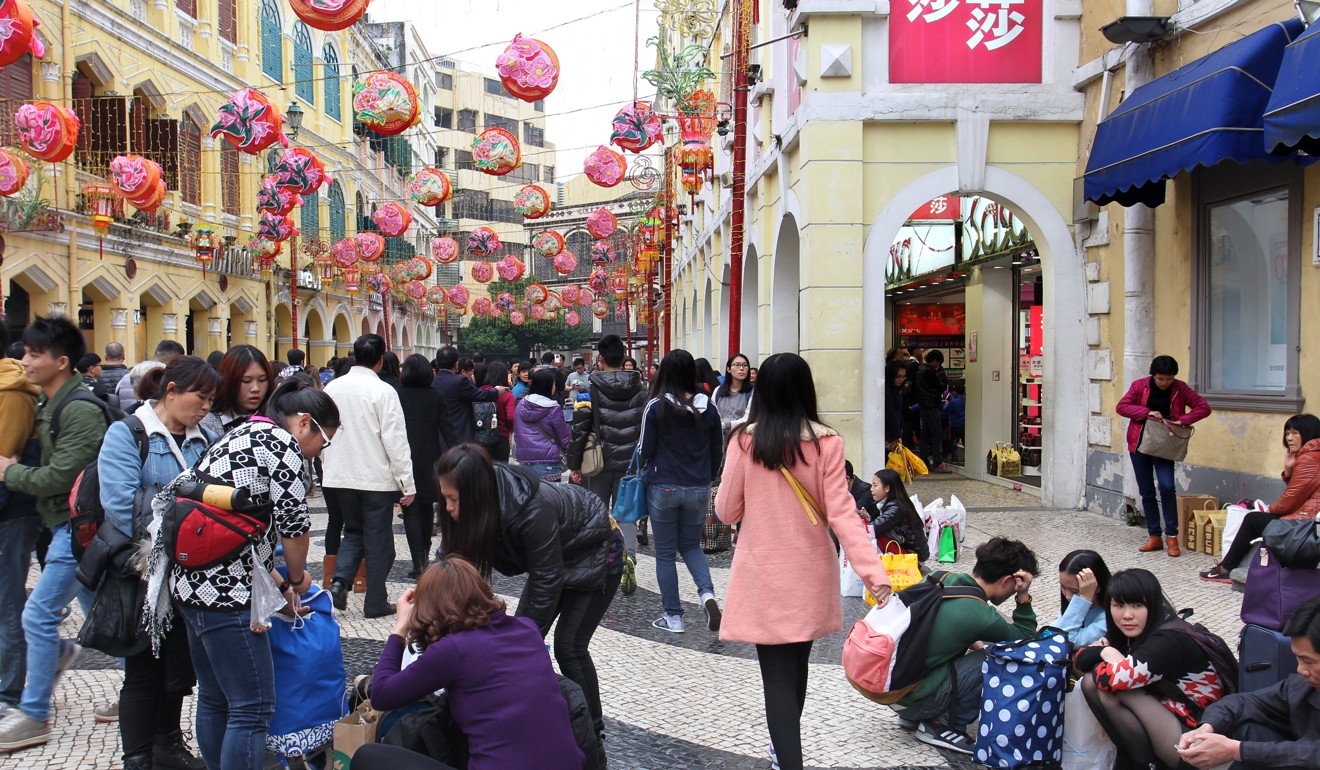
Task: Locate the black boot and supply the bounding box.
[153,730,205,770]
[329,579,348,611]
[124,753,153,770]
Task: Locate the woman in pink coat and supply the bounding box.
[715,353,890,770]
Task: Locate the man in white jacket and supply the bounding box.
[322,334,416,617]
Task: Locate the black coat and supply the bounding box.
[397,384,458,503]
[492,464,614,634]
[566,370,646,474]
[432,370,500,446]
[913,363,946,409]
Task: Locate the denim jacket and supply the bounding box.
[97,403,212,539]
[1051,594,1108,648]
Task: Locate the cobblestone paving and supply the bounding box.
[6,476,1247,769]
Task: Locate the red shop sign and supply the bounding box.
[909,195,962,221]
[898,303,966,336]
[890,0,1043,84]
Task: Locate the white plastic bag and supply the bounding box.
[1222,500,1266,556]
[1060,686,1116,770]
[250,549,286,633]
[839,521,876,597]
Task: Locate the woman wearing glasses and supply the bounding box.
[145,378,339,770]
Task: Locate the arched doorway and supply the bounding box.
[742,245,760,361]
[772,215,800,354]
[333,312,353,357]
[275,304,293,362]
[702,278,713,361]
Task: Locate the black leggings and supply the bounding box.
[1221,510,1277,568]
[545,574,622,731]
[324,488,344,556]
[120,621,195,759]
[402,495,435,570]
[755,641,814,770]
[353,743,455,770]
[1081,673,1184,767]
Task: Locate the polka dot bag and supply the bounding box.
[973,630,1071,769]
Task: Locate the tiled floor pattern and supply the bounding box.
[6,476,1246,769]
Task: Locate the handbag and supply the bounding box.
[1262,516,1320,569]
[579,434,604,477]
[610,448,647,525]
[701,483,733,553]
[1241,544,1320,631]
[1137,418,1193,462]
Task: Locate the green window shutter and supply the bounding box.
[301,191,319,236]
[328,183,345,242]
[293,23,314,105]
[261,0,282,82]
[323,44,340,121]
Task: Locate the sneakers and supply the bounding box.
[701,592,722,632]
[93,702,119,723]
[914,720,974,754]
[652,614,685,633]
[0,709,50,752]
[54,640,81,685]
[1200,565,1232,583]
[620,556,637,596]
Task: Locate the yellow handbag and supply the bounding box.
[866,541,922,606]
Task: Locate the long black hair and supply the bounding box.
[649,349,700,417]
[694,357,721,394]
[1104,568,1177,653]
[1283,413,1320,450]
[265,378,340,430]
[733,352,824,470]
[1058,549,1112,615]
[871,468,924,541]
[433,444,502,579]
[716,353,753,399]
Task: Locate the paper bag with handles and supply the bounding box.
[332,700,379,768]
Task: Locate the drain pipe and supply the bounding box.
[1122,0,1156,506]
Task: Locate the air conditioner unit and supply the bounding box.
[719,171,733,187]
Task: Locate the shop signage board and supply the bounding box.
[909,195,962,221]
[962,197,1034,264]
[898,303,966,336]
[887,223,958,286]
[890,0,1044,84]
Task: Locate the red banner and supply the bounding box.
[890,0,1043,84]
[909,195,962,221]
[898,303,966,336]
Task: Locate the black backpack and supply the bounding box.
[888,570,988,694]
[1164,613,1240,697]
[53,389,144,561]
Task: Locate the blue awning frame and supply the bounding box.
[1264,18,1320,155]
[1083,18,1305,208]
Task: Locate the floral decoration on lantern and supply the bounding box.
[467,226,502,257]
[509,310,526,327]
[525,283,548,305]
[495,292,516,312]
[472,296,493,317]
[353,71,420,135]
[188,227,219,274]
[211,89,289,154]
[354,231,385,262]
[588,268,608,293]
[591,300,609,320]
[495,256,525,282]
[553,251,577,275]
[257,176,302,216]
[109,154,161,203]
[330,237,358,268]
[496,34,559,102]
[448,284,470,307]
[514,185,551,219]
[258,213,298,243]
[472,128,520,176]
[609,101,662,154]
[578,287,595,306]
[0,149,28,197]
[250,237,282,276]
[530,304,547,321]
[427,285,448,306]
[470,261,494,283]
[0,0,43,70]
[405,280,426,301]
[366,272,391,296]
[565,310,581,327]
[561,284,580,304]
[15,102,78,163]
[611,273,628,298]
[287,0,369,31]
[431,236,460,264]
[82,183,119,240]
[590,240,616,266]
[532,230,564,258]
[272,147,329,195]
[543,293,564,313]
[586,207,617,239]
[407,167,452,207]
[583,145,626,188]
[372,202,412,237]
[407,256,432,281]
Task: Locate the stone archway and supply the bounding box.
[742,245,760,362]
[860,167,1086,509]
[771,215,801,355]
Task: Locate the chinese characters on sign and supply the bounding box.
[891,0,1043,84]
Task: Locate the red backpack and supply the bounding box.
[162,476,271,570]
[66,414,147,561]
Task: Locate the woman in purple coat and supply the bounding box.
[513,368,571,482]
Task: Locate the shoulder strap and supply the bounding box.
[50,389,112,444]
[122,415,149,463]
[927,570,988,602]
[779,466,821,526]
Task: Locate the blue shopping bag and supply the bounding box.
[267,585,349,758]
[974,629,1071,769]
[611,448,647,525]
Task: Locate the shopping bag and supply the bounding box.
[611,449,647,525]
[887,442,928,483]
[701,484,733,553]
[332,700,380,769]
[1059,683,1116,770]
[975,629,1071,768]
[881,542,921,592]
[902,444,928,478]
[937,524,958,563]
[840,520,876,598]
[1221,500,1266,557]
[267,585,348,757]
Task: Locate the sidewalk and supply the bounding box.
[5,475,1245,769]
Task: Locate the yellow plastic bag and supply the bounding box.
[866,542,922,606]
[887,441,928,483]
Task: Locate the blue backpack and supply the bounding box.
[974,629,1071,769]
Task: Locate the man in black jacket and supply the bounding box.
[432,346,502,447]
[1178,596,1320,769]
[567,335,645,594]
[914,349,949,474]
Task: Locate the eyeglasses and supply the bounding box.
[730,362,750,369]
[300,413,332,450]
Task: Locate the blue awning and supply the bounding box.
[1083,18,1305,208]
[1264,19,1320,155]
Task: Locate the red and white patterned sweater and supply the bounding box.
[1075,627,1226,727]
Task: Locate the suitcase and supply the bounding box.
[1239,623,1298,692]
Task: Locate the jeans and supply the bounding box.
[20,524,95,722]
[330,488,401,615]
[120,620,194,759]
[178,604,274,770]
[586,469,635,555]
[548,572,622,733]
[1130,451,1178,536]
[647,484,714,616]
[900,650,987,730]
[0,516,40,707]
[920,406,944,469]
[523,463,564,483]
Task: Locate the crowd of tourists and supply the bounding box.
[0,315,1315,770]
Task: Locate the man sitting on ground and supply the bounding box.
[895,537,1039,754]
[1177,595,1320,769]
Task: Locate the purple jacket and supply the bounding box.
[1115,377,1212,453]
[514,394,571,464]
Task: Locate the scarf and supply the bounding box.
[140,470,193,656]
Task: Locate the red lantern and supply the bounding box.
[131,179,166,214]
[367,272,392,296]
[405,280,426,301]
[533,230,565,259]
[431,236,460,264]
[408,167,452,207]
[272,147,329,195]
[0,149,28,197]
[109,155,163,206]
[525,283,548,304]
[353,72,420,135]
[258,213,298,243]
[372,202,412,237]
[682,171,704,196]
[509,310,526,327]
[354,232,385,262]
[561,284,580,304]
[82,183,119,240]
[590,241,616,266]
[467,227,502,257]
[15,102,79,163]
[427,285,448,306]
[408,256,432,281]
[472,128,521,176]
[588,268,608,293]
[530,304,547,321]
[495,34,560,102]
[495,256,525,282]
[0,0,42,70]
[287,0,368,31]
[610,101,662,154]
[211,89,289,154]
[257,176,302,216]
[578,288,594,307]
[586,207,617,239]
[515,185,551,219]
[448,285,469,307]
[330,237,358,268]
[553,251,577,275]
[473,297,493,317]
[471,261,493,283]
[583,145,626,188]
[189,227,219,274]
[565,310,581,327]
[343,264,360,293]
[591,300,609,320]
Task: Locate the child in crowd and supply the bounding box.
[869,469,930,562]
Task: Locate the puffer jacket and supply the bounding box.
[492,464,615,634]
[1269,439,1320,519]
[514,394,570,464]
[566,370,646,474]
